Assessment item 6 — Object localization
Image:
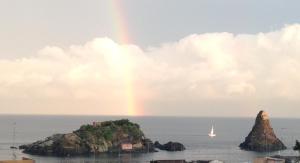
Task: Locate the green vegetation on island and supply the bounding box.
[20,119,155,156]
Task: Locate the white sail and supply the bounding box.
[208,125,216,137]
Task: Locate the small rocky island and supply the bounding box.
[239,110,286,152]
[20,119,156,156]
[154,141,186,151]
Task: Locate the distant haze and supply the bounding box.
[0,0,300,117]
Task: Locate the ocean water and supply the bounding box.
[0,115,299,163]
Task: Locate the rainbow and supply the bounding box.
[108,0,141,116]
[108,0,132,44]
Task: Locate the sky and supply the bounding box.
[1,0,300,117]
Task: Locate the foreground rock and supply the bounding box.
[154,141,185,151]
[20,119,156,156]
[239,110,286,152]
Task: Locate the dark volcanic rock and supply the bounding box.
[154,141,185,151]
[20,119,156,156]
[239,110,286,152]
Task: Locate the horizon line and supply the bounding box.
[0,113,299,119]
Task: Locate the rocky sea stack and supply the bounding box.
[20,119,156,156]
[239,110,286,152]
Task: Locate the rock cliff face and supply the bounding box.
[20,119,156,156]
[239,110,286,152]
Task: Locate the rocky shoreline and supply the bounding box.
[19,111,289,158]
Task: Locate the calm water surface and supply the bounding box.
[0,115,299,163]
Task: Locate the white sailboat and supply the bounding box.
[208,125,216,137]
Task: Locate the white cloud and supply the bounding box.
[1,24,300,116]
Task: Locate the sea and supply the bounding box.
[0,115,299,163]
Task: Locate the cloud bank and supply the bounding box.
[1,24,300,116]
